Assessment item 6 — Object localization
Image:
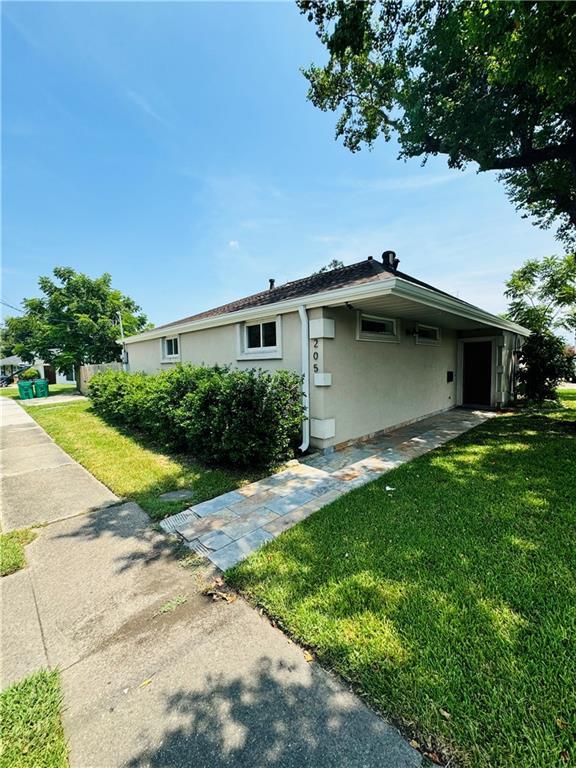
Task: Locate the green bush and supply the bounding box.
[517,331,574,402]
[88,365,304,467]
[20,367,40,380]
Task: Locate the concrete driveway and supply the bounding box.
[0,397,422,768]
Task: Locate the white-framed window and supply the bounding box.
[237,316,282,359]
[246,320,277,350]
[415,324,441,345]
[356,312,399,343]
[162,336,180,360]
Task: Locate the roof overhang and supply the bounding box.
[125,276,530,344]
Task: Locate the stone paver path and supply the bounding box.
[162,408,495,569]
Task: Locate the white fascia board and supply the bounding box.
[391,279,531,337]
[124,281,396,343]
[124,274,530,345]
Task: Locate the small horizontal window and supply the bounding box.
[357,312,399,343]
[246,321,277,350]
[362,316,395,335]
[237,316,282,360]
[163,336,179,358]
[416,325,440,345]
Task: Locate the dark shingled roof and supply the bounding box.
[153,257,464,332]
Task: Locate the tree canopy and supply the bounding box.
[504,253,576,333]
[3,267,148,382]
[299,1,576,244]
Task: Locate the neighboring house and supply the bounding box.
[0,355,75,385]
[124,253,530,452]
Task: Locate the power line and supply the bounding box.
[0,299,24,314]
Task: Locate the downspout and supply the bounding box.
[298,305,310,453]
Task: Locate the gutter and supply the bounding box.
[125,275,530,344]
[298,305,310,453]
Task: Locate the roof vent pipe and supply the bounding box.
[269,279,275,290]
[382,250,396,268]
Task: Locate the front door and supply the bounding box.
[44,364,57,384]
[462,341,492,406]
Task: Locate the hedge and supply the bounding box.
[88,365,304,467]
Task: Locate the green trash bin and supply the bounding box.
[17,381,35,400]
[34,379,49,398]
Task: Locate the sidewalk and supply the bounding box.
[0,396,422,768]
[0,396,115,531]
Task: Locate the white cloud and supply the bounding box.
[126,90,169,127]
[228,240,240,249]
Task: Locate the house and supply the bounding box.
[124,252,530,452]
[0,355,76,385]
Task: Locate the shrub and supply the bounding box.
[517,331,574,402]
[88,365,304,467]
[20,367,40,380]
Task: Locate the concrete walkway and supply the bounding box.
[1,396,422,767]
[163,408,494,570]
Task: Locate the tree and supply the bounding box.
[4,267,148,388]
[298,1,576,244]
[504,253,576,333]
[313,258,345,274]
[516,332,573,402]
[505,253,575,401]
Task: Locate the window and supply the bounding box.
[246,321,277,350]
[237,316,282,359]
[415,324,440,345]
[162,336,179,359]
[356,312,399,343]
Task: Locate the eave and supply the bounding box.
[124,277,530,344]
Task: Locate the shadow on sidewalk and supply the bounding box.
[124,656,418,768]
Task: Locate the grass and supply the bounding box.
[228,390,576,768]
[0,383,77,401]
[0,528,37,577]
[27,400,261,520]
[0,668,68,768]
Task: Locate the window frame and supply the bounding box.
[356,312,399,344]
[415,324,441,346]
[237,315,282,360]
[161,335,180,361]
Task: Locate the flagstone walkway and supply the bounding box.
[161,408,495,570]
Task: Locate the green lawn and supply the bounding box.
[0,528,37,577]
[27,400,261,520]
[228,390,576,768]
[0,383,77,401]
[0,669,68,768]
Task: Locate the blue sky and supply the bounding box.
[2,1,560,327]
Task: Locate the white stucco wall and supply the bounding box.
[125,311,302,375]
[125,304,518,453]
[310,307,458,448]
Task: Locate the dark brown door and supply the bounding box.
[462,341,492,406]
[44,364,57,384]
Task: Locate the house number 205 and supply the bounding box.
[313,338,319,373]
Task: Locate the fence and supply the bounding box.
[79,362,123,394]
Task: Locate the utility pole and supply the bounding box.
[117,311,128,372]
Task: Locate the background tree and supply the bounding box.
[515,332,574,402]
[313,258,345,274]
[504,253,576,333]
[299,1,576,244]
[505,253,575,401]
[4,267,148,387]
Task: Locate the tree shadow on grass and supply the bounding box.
[124,656,420,768]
